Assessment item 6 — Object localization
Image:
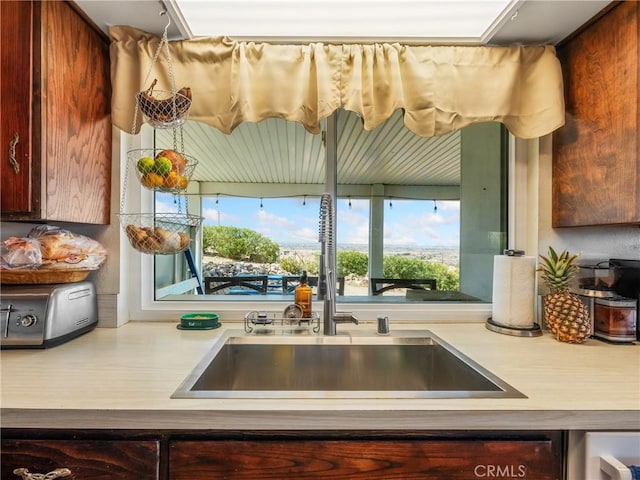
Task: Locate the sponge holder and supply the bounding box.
[244,310,320,335]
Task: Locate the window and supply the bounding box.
[152,111,507,304]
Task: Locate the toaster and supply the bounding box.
[0,281,98,349]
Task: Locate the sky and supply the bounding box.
[158,195,460,247]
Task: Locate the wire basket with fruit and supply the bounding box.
[119,213,202,255]
[129,148,198,193]
[135,79,191,129]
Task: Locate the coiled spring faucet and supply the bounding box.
[318,193,358,335]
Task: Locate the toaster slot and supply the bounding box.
[1,303,12,337]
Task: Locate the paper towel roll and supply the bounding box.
[492,254,536,328]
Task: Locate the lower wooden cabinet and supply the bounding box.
[1,439,160,480]
[169,437,563,479]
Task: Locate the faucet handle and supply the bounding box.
[334,312,358,325]
[377,315,390,335]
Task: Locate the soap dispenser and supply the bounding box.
[294,270,313,318]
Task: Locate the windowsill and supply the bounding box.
[131,293,493,323]
[160,292,484,303]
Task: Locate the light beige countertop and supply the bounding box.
[1,321,639,431]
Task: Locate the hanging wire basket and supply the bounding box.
[120,213,202,255]
[128,148,198,193]
[119,11,202,256]
[136,79,191,129]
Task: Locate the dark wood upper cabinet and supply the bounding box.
[553,1,639,227]
[0,0,111,224]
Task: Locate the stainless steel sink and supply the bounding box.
[172,330,526,399]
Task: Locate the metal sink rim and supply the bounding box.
[172,329,527,399]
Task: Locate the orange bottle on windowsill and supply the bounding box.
[294,270,313,318]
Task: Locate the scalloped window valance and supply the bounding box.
[109,26,564,139]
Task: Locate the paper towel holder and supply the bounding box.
[486,249,543,337]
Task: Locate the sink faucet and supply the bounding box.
[318,193,358,335]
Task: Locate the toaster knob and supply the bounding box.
[20,314,37,328]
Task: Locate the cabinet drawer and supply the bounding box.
[1,439,159,480]
[170,439,561,479]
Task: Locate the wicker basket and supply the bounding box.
[128,148,198,193]
[119,213,202,255]
[135,88,191,129]
[0,268,94,285]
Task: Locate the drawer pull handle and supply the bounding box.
[8,132,20,174]
[12,468,72,480]
[600,455,633,480]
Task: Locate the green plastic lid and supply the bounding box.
[178,313,220,330]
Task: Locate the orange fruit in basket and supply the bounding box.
[164,171,180,189]
[141,172,164,188]
[178,175,188,190]
[156,149,187,174]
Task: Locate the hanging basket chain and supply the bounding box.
[141,11,175,93]
[160,14,180,118]
[173,124,186,214]
[135,11,191,130]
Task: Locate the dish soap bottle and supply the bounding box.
[295,270,313,318]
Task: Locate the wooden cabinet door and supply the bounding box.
[0,0,111,224]
[170,439,562,479]
[0,0,36,215]
[1,439,160,480]
[40,0,111,224]
[553,2,640,226]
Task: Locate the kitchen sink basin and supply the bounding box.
[172,330,526,399]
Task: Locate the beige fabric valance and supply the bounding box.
[110,26,564,139]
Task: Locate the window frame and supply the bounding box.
[122,127,536,323]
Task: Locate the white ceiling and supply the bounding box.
[172,0,514,43]
[156,110,462,193]
[77,0,612,45]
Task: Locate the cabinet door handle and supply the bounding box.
[12,468,72,480]
[8,131,20,173]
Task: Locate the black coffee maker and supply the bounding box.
[610,259,640,300]
[598,259,640,342]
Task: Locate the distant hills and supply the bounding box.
[278,243,459,268]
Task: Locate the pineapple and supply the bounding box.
[538,247,590,343]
